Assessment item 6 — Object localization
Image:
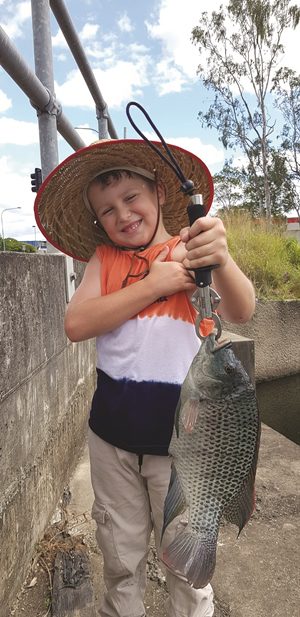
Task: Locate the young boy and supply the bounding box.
[35,138,255,617]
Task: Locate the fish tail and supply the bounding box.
[162,530,217,589]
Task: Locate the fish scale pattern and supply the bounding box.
[171,388,259,532]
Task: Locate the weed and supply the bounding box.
[220,211,300,300]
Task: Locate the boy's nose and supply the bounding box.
[118,205,131,222]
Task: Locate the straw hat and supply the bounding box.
[34,139,214,262]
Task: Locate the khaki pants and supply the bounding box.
[88,429,214,617]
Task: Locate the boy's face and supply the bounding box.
[87,174,168,248]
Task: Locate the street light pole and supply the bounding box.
[1,207,22,251]
[32,224,37,250]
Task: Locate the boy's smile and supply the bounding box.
[121,219,142,234]
[87,174,170,248]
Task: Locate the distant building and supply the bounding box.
[22,240,47,251]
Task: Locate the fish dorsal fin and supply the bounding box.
[161,464,187,541]
[181,398,200,433]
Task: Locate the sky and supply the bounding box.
[0,0,299,242]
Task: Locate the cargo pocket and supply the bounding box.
[92,502,129,578]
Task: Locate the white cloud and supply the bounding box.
[52,28,67,48]
[146,0,220,84]
[56,53,68,62]
[128,43,149,55]
[0,155,38,240]
[55,58,150,109]
[0,1,31,38]
[118,13,134,33]
[52,21,100,49]
[166,136,224,170]
[147,0,300,95]
[142,131,224,171]
[280,26,300,74]
[80,23,100,40]
[0,117,39,145]
[83,35,119,64]
[154,60,186,95]
[0,90,12,113]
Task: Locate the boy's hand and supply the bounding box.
[180,216,229,271]
[147,246,195,297]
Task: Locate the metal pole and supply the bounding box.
[0,25,85,152]
[31,0,59,177]
[1,207,22,251]
[32,225,37,249]
[50,0,118,139]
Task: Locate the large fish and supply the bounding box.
[161,333,260,589]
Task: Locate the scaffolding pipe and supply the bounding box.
[31,0,59,177]
[0,25,85,153]
[50,0,118,139]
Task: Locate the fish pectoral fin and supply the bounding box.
[181,398,200,433]
[222,465,256,534]
[162,530,217,589]
[161,464,187,541]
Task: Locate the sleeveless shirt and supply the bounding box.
[89,236,200,456]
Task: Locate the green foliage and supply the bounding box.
[0,237,36,253]
[214,153,297,217]
[273,68,300,216]
[220,210,300,299]
[192,0,300,217]
[241,148,297,216]
[213,161,244,210]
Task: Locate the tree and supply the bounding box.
[213,160,244,210]
[192,0,300,218]
[242,148,297,216]
[273,68,300,216]
[0,237,36,252]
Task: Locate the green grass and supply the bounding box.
[220,211,300,300]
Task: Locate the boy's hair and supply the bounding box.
[92,169,156,192]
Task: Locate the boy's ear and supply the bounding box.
[157,181,166,206]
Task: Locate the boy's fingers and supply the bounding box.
[188,217,210,238]
[180,227,190,242]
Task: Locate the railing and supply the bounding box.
[0,0,118,180]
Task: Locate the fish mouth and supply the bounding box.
[211,337,232,353]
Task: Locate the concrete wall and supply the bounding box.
[285,219,300,243]
[0,253,95,616]
[223,300,300,381]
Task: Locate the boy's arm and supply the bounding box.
[211,255,256,323]
[65,247,195,342]
[181,216,256,324]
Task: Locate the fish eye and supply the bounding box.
[224,363,236,375]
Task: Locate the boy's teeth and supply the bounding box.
[125,221,140,232]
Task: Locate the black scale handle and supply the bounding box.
[187,198,214,288]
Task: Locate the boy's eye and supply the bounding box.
[126,193,137,202]
[100,208,113,217]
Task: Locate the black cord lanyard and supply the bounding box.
[126,101,196,197]
[126,101,216,292]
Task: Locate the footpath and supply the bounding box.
[12,423,300,617]
[65,423,300,617]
